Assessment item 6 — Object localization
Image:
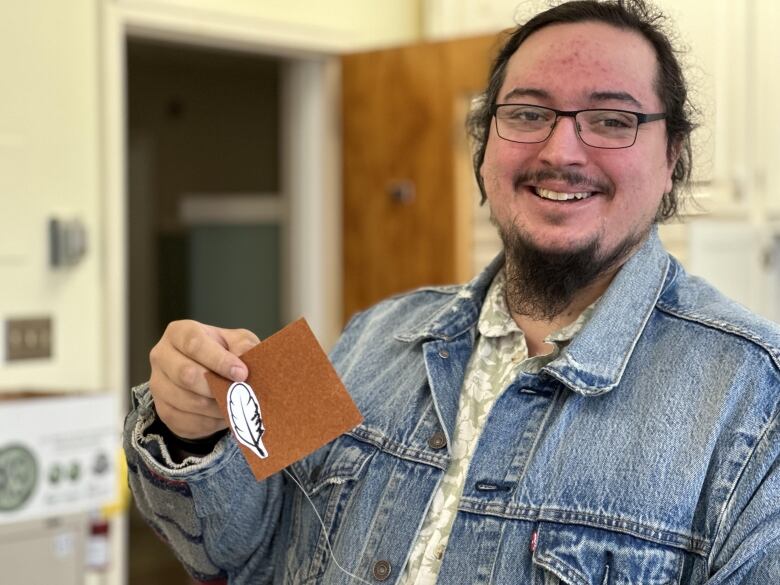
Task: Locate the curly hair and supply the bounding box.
[466,0,696,221]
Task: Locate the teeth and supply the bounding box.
[536,187,592,201]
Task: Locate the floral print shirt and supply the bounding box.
[402,268,596,584]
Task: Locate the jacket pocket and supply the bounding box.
[285,433,376,583]
[532,522,684,585]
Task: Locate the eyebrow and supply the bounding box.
[501,88,644,109]
[589,91,643,109]
[502,87,550,101]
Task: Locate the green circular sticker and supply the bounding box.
[0,444,38,512]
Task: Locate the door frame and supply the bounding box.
[101,0,344,403]
[101,6,343,583]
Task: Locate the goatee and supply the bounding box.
[495,216,647,321]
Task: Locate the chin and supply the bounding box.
[516,229,601,257]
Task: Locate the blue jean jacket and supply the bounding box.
[125,231,780,584]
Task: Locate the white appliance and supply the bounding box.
[0,393,117,584]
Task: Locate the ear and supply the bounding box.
[665,139,683,194]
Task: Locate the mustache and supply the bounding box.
[514,168,614,194]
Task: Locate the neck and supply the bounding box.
[508,270,615,357]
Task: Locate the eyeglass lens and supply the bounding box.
[495,105,639,148]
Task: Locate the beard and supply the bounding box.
[494,212,648,321]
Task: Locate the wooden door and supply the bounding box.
[341,34,501,321]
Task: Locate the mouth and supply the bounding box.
[530,186,597,202]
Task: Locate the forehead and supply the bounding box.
[500,21,661,109]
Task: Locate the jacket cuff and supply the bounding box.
[125,382,236,478]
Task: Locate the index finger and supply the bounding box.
[168,320,249,382]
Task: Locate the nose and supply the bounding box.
[537,115,588,167]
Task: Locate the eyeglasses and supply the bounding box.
[492,104,666,149]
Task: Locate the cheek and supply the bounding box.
[616,158,668,218]
[481,134,532,189]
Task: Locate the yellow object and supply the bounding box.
[102,448,130,517]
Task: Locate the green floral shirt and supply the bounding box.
[402,269,596,584]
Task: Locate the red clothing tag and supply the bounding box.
[530,530,538,553]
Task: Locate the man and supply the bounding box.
[124,1,780,583]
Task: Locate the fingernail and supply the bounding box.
[230,365,246,381]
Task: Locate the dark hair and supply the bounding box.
[466,0,695,221]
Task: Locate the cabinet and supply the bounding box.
[753,0,780,218]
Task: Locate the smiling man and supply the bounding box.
[124,1,780,584]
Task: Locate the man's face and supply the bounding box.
[480,21,676,263]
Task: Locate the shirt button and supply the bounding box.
[438,348,449,359]
[372,560,392,581]
[434,544,445,560]
[427,431,447,450]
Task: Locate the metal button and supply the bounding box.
[438,348,449,359]
[427,431,447,450]
[372,560,392,581]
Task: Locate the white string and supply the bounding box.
[282,468,374,585]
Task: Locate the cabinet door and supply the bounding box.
[341,35,498,319]
[654,0,751,214]
[754,0,780,218]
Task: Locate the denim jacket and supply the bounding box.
[124,231,780,584]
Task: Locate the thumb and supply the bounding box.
[199,325,258,382]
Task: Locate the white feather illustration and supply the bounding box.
[227,382,269,459]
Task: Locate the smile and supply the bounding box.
[533,187,594,201]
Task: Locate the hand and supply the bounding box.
[149,320,260,439]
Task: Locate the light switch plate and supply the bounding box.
[5,317,52,361]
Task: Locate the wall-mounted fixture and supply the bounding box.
[49,218,87,268]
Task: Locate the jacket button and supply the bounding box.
[438,348,449,358]
[372,559,391,581]
[428,431,447,450]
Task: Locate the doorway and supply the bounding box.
[126,39,285,584]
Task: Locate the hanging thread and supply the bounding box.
[283,468,374,585]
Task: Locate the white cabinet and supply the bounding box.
[753,0,780,219]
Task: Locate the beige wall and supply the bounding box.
[0,0,103,391]
[0,0,422,392]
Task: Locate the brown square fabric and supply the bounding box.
[206,318,363,481]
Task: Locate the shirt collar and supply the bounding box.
[478,268,595,346]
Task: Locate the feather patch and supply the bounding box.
[227,382,269,459]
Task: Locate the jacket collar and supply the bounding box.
[543,229,671,396]
[394,253,503,343]
[395,229,672,396]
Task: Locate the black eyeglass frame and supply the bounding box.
[491,103,667,149]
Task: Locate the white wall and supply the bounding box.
[0,0,423,388]
[0,1,103,391]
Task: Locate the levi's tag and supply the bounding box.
[206,318,363,481]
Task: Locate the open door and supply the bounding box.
[341,34,502,320]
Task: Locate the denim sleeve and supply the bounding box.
[705,408,780,584]
[124,382,285,584]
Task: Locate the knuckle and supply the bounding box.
[183,331,202,356]
[148,340,163,366]
[237,328,260,345]
[164,319,184,337]
[178,364,198,387]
